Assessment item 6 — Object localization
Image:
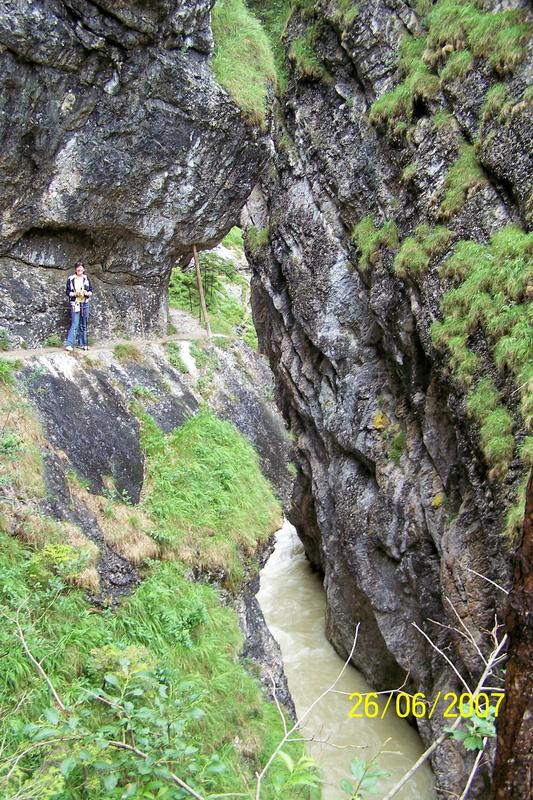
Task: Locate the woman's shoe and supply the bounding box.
[65,345,73,351]
[83,346,89,351]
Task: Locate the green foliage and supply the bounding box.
[389,431,407,465]
[131,385,156,402]
[211,0,277,127]
[422,1,531,77]
[432,223,533,477]
[247,224,270,253]
[503,473,529,542]
[368,37,440,129]
[28,543,90,583]
[333,1,359,27]
[0,530,308,800]
[0,429,25,457]
[0,328,9,351]
[169,251,250,338]
[138,407,280,586]
[432,225,533,406]
[0,357,18,384]
[222,226,245,255]
[44,333,62,348]
[248,0,292,93]
[439,49,473,83]
[351,216,399,272]
[448,708,497,751]
[340,754,390,798]
[113,343,143,363]
[480,82,507,122]
[165,342,189,374]
[368,1,531,130]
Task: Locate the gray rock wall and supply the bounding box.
[0,0,264,347]
[245,1,532,795]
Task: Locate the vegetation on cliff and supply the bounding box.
[211,0,277,125]
[0,356,316,799]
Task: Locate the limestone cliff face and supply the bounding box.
[245,1,532,795]
[0,0,264,346]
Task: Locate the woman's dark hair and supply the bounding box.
[75,261,84,269]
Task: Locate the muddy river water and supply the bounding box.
[257,520,436,800]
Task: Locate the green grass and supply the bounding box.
[247,225,270,253]
[438,143,486,220]
[431,224,533,478]
[422,1,531,77]
[249,0,293,93]
[222,226,245,255]
[288,21,330,81]
[165,341,189,373]
[351,216,399,272]
[113,343,143,362]
[138,407,281,587]
[0,534,310,799]
[368,1,532,130]
[393,224,451,277]
[0,374,313,799]
[211,0,278,127]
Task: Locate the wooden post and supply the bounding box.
[192,244,211,338]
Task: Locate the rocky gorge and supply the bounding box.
[0,1,532,799]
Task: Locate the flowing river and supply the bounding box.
[257,520,436,800]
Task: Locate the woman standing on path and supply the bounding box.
[65,261,92,351]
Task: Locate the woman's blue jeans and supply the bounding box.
[66,303,89,347]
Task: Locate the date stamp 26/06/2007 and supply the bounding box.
[348,691,504,721]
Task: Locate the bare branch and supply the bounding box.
[466,569,509,596]
[458,739,488,800]
[412,621,472,693]
[382,632,508,800]
[445,597,487,665]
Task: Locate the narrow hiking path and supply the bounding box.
[0,307,232,362]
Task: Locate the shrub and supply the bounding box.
[44,333,61,348]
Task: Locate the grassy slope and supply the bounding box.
[0,358,316,799]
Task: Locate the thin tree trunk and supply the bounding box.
[492,467,533,799]
[192,245,211,338]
